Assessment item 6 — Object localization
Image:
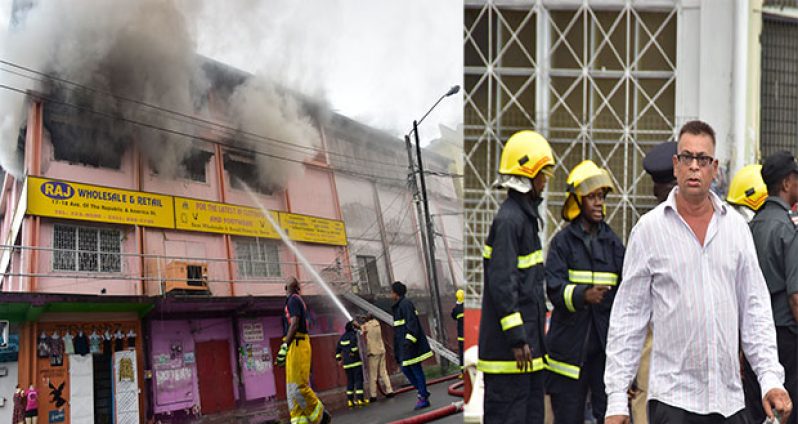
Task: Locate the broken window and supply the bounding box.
[234,238,280,278]
[181,149,213,183]
[223,153,273,194]
[44,101,127,169]
[53,224,121,272]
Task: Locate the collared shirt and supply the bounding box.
[750,197,798,332]
[361,319,386,355]
[604,188,784,418]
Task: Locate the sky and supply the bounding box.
[0,0,462,142]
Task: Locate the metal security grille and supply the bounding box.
[464,1,677,306]
[53,225,122,272]
[760,14,798,158]
[234,238,281,278]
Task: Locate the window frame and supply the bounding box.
[52,224,123,273]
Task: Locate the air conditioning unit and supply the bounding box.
[164,261,209,294]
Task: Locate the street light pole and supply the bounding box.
[405,85,459,368]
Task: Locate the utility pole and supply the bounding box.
[410,122,448,367]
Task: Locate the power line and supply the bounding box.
[0,82,410,185]
[0,59,458,175]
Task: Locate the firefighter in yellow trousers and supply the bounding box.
[276,277,332,424]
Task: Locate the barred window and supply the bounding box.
[234,238,281,278]
[53,225,121,272]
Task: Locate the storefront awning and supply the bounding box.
[0,293,155,322]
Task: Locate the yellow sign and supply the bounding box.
[27,177,174,229]
[279,212,347,246]
[174,197,280,238]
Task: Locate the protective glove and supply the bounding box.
[275,343,288,367]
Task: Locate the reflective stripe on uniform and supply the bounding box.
[351,347,358,352]
[340,340,350,345]
[394,319,405,326]
[405,333,417,343]
[545,354,580,379]
[500,312,523,331]
[402,350,434,366]
[456,313,464,319]
[476,357,545,374]
[564,284,577,313]
[517,250,544,269]
[457,336,464,341]
[335,353,342,359]
[343,361,363,369]
[567,269,618,286]
[483,245,493,259]
[290,401,323,424]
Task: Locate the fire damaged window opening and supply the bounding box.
[148,148,213,183]
[223,154,274,195]
[53,224,122,273]
[44,101,127,170]
[234,238,281,278]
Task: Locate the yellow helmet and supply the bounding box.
[727,164,767,211]
[456,289,464,303]
[562,160,615,221]
[499,130,555,180]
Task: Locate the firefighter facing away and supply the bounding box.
[478,130,554,424]
[391,281,434,410]
[336,320,368,407]
[451,289,465,369]
[276,277,332,424]
[545,160,625,424]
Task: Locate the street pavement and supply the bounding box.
[331,378,463,424]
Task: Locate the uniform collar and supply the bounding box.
[567,218,612,241]
[763,196,792,212]
[508,189,543,221]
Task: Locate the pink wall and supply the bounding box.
[35,219,141,295]
[285,166,339,219]
[143,229,230,296]
[149,318,239,415]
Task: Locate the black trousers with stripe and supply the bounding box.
[345,366,364,401]
[483,371,544,424]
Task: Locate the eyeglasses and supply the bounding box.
[676,153,715,168]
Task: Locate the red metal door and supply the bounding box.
[195,340,235,414]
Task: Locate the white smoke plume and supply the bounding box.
[0,0,321,189]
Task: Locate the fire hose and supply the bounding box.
[386,379,465,424]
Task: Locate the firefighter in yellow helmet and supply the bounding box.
[726,164,768,222]
[479,130,554,424]
[451,289,465,369]
[545,160,625,424]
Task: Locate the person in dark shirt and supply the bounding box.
[336,321,367,407]
[746,151,798,424]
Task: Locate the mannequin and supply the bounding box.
[62,329,74,355]
[24,384,38,424]
[126,329,137,350]
[36,332,49,358]
[88,329,100,355]
[13,385,25,424]
[114,328,124,352]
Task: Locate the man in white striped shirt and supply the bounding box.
[604,120,792,424]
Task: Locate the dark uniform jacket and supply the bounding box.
[545,220,625,379]
[282,294,309,340]
[750,197,798,333]
[478,190,547,374]
[392,296,433,367]
[336,329,363,369]
[451,303,464,341]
